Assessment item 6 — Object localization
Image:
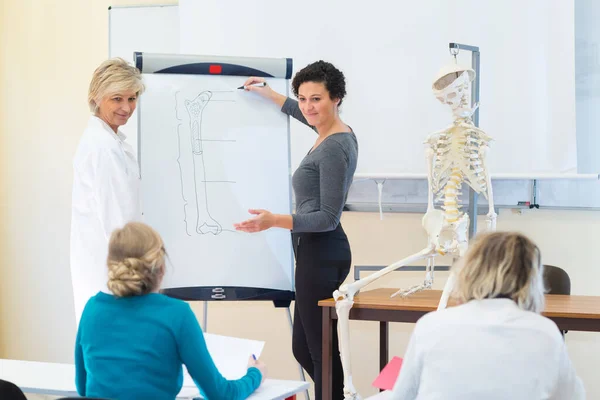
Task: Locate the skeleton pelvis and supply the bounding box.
[423,210,469,255]
[422,209,444,238]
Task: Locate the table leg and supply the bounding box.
[322,307,333,400]
[379,321,389,392]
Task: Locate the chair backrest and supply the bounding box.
[0,379,27,400]
[543,265,570,338]
[543,265,571,295]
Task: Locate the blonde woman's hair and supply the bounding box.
[453,231,546,313]
[88,57,145,113]
[107,222,166,297]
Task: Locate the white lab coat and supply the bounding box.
[70,115,141,326]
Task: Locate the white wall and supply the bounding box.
[1,1,599,399]
[0,0,177,364]
[575,0,600,174]
[180,0,577,176]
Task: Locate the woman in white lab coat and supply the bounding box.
[391,231,585,400]
[70,58,145,325]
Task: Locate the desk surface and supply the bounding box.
[318,288,600,320]
[365,390,392,400]
[0,359,308,400]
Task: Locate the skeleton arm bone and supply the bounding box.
[436,218,470,311]
[480,145,497,231]
[425,147,435,212]
[333,245,436,399]
[334,246,437,302]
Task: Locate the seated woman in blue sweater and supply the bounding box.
[75,222,267,400]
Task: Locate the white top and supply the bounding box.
[391,299,585,400]
[69,116,141,326]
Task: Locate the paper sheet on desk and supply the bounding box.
[178,385,203,399]
[365,390,393,400]
[182,333,265,387]
[249,380,307,399]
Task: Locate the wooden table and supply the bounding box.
[318,288,600,400]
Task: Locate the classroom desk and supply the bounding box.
[318,288,600,400]
[0,359,308,400]
[365,390,392,400]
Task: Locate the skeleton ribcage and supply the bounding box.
[430,126,491,202]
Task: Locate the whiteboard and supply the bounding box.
[108,5,179,154]
[139,73,294,292]
[575,0,600,175]
[179,0,577,176]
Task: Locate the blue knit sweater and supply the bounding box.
[75,292,261,399]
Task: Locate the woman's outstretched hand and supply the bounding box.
[234,209,276,233]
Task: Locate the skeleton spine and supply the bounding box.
[442,168,462,223]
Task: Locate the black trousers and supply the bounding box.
[292,224,351,400]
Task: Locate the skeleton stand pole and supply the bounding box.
[449,42,480,239]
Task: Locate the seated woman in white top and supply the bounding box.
[391,231,585,400]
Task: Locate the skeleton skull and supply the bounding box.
[433,64,476,118]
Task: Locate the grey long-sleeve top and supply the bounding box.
[281,98,358,233]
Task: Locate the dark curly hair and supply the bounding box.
[292,60,347,106]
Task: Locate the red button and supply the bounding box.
[209,65,222,74]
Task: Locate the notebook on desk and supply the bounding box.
[178,332,265,398]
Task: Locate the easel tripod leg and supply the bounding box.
[287,306,310,400]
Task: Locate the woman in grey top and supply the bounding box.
[234,61,357,400]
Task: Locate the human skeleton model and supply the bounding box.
[333,63,497,399]
[180,91,222,235]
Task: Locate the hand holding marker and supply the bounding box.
[237,82,267,90]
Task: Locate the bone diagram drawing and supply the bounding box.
[176,90,236,236]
